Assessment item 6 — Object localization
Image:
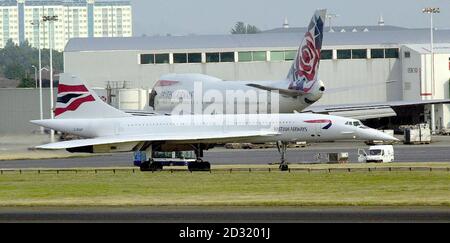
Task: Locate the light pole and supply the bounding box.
[43,15,58,141]
[326,13,339,32]
[31,20,44,134]
[31,65,37,88]
[422,7,440,134]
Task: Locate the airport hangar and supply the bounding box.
[2,26,450,135]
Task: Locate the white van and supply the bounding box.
[358,145,394,163]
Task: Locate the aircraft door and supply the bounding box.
[315,123,323,139]
[306,120,329,141]
[114,121,122,135]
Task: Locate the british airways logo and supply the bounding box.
[305,119,332,129]
[54,84,95,116]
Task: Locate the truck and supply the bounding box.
[134,151,196,167]
[358,145,394,163]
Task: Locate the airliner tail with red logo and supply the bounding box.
[54,73,131,119]
[287,9,325,94]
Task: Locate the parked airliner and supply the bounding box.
[149,9,327,115]
[31,73,397,171]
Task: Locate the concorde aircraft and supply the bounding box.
[148,9,450,121]
[31,73,397,171]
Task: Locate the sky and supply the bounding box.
[130,0,450,36]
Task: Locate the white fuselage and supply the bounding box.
[151,74,324,114]
[36,113,393,145]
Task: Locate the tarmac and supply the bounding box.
[2,136,450,168]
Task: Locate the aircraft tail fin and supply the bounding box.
[54,73,131,119]
[286,9,326,93]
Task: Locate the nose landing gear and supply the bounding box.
[277,141,289,171]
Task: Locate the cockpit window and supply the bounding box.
[345,121,362,127]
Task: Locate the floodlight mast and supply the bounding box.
[326,13,339,32]
[42,15,58,141]
[422,7,440,134]
[31,20,44,134]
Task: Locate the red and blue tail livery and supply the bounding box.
[53,73,130,119]
[55,84,95,116]
[287,9,325,93]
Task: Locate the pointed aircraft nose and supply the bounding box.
[359,128,399,142]
[30,120,45,126]
[30,119,53,129]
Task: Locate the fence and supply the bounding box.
[0,166,449,175]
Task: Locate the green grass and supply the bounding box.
[0,170,449,207]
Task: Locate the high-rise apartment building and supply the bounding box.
[0,0,132,51]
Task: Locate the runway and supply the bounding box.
[0,207,448,223]
[1,141,450,168]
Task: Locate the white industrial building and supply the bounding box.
[0,0,132,51]
[63,27,450,131]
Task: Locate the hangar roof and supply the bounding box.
[65,29,450,52]
[262,25,409,33]
[405,43,450,54]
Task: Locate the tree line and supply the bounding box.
[231,22,261,34]
[0,39,63,88]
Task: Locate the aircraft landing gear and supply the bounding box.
[140,159,163,171]
[277,141,289,171]
[136,143,164,171]
[188,160,211,171]
[188,144,211,172]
